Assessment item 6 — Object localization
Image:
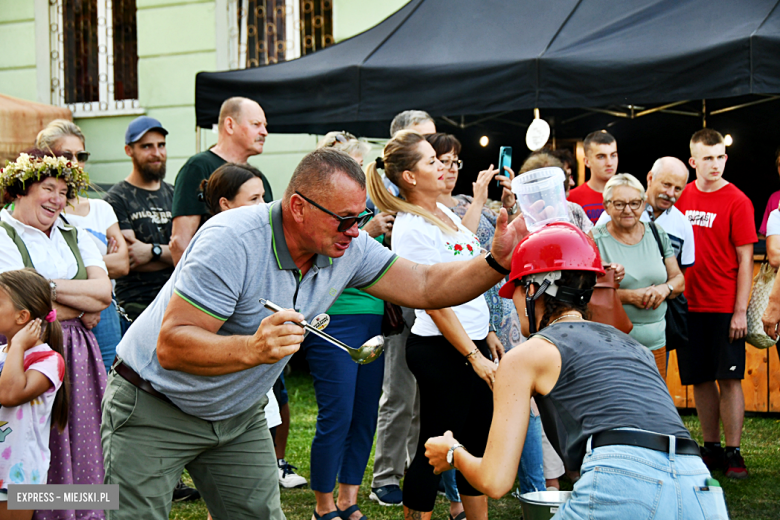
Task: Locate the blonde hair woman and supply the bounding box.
[367,130,496,520]
[36,119,129,374]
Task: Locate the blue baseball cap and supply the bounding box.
[125,116,168,145]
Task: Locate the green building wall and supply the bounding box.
[0,0,408,196]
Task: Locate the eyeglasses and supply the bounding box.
[441,158,463,170]
[332,132,357,145]
[295,191,374,232]
[607,199,643,211]
[60,151,91,163]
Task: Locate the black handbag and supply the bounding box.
[381,301,406,337]
[648,222,689,349]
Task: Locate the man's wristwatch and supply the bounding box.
[485,252,511,275]
[447,443,465,467]
[49,280,57,302]
[151,243,162,261]
[504,201,519,215]
[666,284,674,299]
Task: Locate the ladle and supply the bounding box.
[260,299,384,364]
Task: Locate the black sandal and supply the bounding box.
[449,512,467,520]
[313,510,342,520]
[338,504,367,520]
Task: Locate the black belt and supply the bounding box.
[113,359,176,407]
[592,429,701,457]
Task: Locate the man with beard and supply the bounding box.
[105,116,175,326]
[169,97,274,265]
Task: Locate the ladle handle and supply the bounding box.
[260,299,353,353]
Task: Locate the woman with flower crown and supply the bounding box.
[0,150,112,520]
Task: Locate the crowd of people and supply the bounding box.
[0,97,768,520]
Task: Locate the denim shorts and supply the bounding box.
[554,441,729,519]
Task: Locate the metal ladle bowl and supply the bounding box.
[260,299,384,364]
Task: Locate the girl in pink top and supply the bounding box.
[0,269,68,520]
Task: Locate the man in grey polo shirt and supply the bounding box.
[101,148,527,520]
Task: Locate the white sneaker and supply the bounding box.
[278,459,307,489]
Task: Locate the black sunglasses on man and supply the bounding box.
[295,191,374,232]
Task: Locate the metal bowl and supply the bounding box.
[517,490,572,520]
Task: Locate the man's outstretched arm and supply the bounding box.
[365,209,528,309]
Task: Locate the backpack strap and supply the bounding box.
[0,221,35,269]
[60,225,87,280]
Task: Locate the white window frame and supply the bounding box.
[227,0,301,71]
[47,0,144,118]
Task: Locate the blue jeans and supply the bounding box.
[517,409,546,494]
[92,300,122,374]
[441,470,459,502]
[554,441,729,519]
[303,314,385,492]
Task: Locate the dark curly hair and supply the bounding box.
[537,270,597,329]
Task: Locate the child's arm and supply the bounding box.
[0,319,53,407]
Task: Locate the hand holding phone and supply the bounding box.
[497,146,512,187]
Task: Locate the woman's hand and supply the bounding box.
[361,212,395,238]
[499,166,516,210]
[640,285,669,310]
[10,319,42,351]
[605,263,625,284]
[80,311,102,330]
[425,430,459,474]
[107,236,119,254]
[473,165,498,205]
[469,351,497,390]
[486,331,505,362]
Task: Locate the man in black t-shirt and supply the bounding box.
[169,96,273,265]
[105,116,175,324]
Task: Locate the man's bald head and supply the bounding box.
[218,97,257,130]
[646,157,689,213]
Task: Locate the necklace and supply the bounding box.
[548,314,584,327]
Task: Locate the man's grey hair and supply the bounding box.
[390,110,434,137]
[603,173,646,203]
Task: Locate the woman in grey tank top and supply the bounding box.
[423,222,728,519]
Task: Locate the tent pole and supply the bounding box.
[710,95,780,116]
[702,100,706,128]
[196,127,202,153]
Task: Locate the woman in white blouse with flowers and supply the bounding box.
[367,130,498,520]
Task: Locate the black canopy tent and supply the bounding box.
[195,0,780,136]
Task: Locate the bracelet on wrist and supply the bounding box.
[78,311,85,319]
[465,347,479,360]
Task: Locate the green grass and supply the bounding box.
[171,371,780,519]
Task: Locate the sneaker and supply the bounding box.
[172,478,200,502]
[725,450,749,479]
[701,445,726,473]
[369,484,403,506]
[278,459,308,489]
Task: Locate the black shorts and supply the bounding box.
[677,312,745,385]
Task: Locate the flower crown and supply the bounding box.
[0,153,89,198]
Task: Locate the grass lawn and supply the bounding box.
[172,371,780,519]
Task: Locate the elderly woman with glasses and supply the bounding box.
[590,173,685,377]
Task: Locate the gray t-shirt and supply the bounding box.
[116,202,397,421]
[534,321,690,471]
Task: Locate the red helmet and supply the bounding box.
[498,222,605,299]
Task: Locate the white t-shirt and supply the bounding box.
[766,209,780,236]
[264,389,281,429]
[0,343,64,489]
[0,208,107,278]
[596,203,695,267]
[392,204,490,339]
[63,199,119,256]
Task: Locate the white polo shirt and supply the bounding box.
[595,203,695,267]
[0,208,106,278]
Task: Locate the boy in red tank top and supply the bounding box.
[675,128,756,480]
